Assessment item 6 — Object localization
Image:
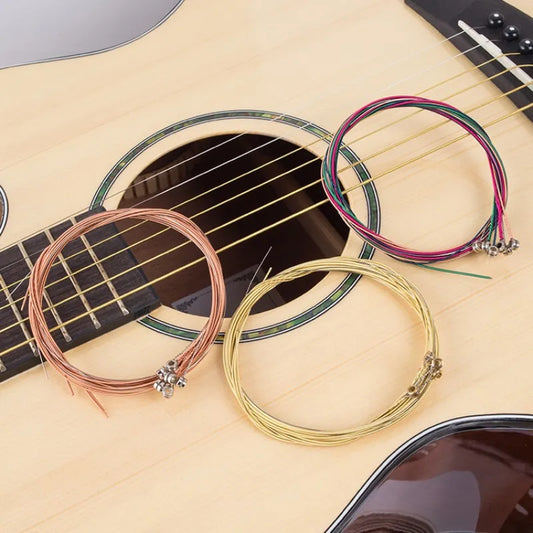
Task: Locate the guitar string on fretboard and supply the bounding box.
[0,27,496,261]
[0,55,528,309]
[0,71,531,333]
[0,63,530,328]
[0,210,160,380]
[0,39,518,290]
[0,98,531,374]
[0,39,530,375]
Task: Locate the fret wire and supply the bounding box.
[0,53,518,294]
[0,273,39,358]
[1,102,530,360]
[0,77,527,336]
[43,229,101,330]
[75,224,129,316]
[17,242,72,342]
[0,61,524,323]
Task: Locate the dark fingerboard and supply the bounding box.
[0,208,160,381]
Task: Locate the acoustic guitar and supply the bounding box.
[0,0,532,531]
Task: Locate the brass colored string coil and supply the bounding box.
[223,257,441,446]
[26,208,226,401]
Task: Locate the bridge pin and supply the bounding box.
[487,12,505,28]
[503,24,520,41]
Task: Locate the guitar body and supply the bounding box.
[1,1,532,531]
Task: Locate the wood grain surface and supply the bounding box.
[0,1,531,531]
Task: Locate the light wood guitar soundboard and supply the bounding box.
[0,1,532,531]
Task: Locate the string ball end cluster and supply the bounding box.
[472,237,520,256]
[154,359,188,399]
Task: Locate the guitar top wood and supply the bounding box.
[0,1,531,531]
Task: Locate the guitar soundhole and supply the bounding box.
[116,134,350,317]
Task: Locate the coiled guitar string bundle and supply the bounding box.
[223,257,441,446]
[25,208,226,406]
[22,98,519,418]
[321,95,519,263]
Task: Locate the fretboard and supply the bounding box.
[0,208,160,381]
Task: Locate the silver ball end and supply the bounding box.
[166,373,179,385]
[487,245,499,257]
[166,359,178,370]
[162,384,174,399]
[508,238,520,251]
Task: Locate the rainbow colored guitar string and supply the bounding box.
[321,95,518,264]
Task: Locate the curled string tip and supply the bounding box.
[65,379,75,396]
[21,291,29,311]
[87,390,109,418]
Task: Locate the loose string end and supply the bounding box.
[263,267,273,282]
[86,390,109,418]
[36,347,49,379]
[21,289,29,311]
[65,378,75,396]
[415,263,492,280]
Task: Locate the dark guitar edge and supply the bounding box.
[325,413,533,532]
[0,0,186,71]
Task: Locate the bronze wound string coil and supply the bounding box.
[26,208,226,401]
[223,257,441,446]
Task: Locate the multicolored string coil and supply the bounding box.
[321,95,519,263]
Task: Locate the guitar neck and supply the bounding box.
[0,208,159,380]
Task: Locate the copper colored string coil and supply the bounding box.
[26,208,226,403]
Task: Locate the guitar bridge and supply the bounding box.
[405,0,533,121]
